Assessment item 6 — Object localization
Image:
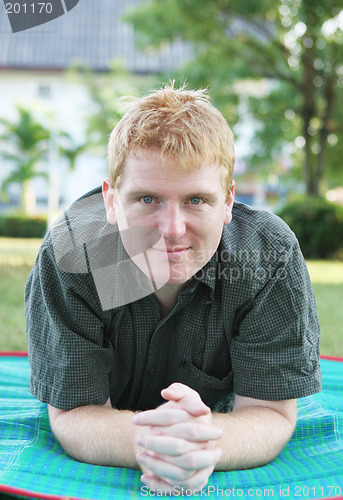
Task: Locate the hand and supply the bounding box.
[133,383,223,494]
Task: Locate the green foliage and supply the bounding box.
[0,105,87,213]
[247,83,303,172]
[0,214,47,238]
[0,107,49,152]
[278,197,343,259]
[0,107,50,200]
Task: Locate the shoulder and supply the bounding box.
[28,186,117,294]
[27,187,114,314]
[43,186,116,273]
[222,201,298,255]
[216,203,303,298]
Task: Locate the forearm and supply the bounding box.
[49,404,139,468]
[213,405,296,471]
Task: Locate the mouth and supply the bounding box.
[154,246,190,251]
[152,246,191,260]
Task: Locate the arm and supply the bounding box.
[48,393,220,471]
[48,385,296,492]
[48,385,222,489]
[48,399,140,468]
[214,394,297,470]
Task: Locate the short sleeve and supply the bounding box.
[230,241,322,401]
[25,239,113,410]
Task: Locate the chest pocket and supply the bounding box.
[177,361,234,410]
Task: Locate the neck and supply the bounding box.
[154,282,183,304]
[153,281,191,317]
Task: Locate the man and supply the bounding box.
[25,84,321,494]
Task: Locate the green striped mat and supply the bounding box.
[0,355,342,499]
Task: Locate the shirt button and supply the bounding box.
[149,368,156,376]
[179,360,187,368]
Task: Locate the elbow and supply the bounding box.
[48,403,66,440]
[48,404,83,462]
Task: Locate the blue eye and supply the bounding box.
[141,196,154,204]
[190,197,202,205]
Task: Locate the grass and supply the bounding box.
[0,238,343,355]
[305,261,343,356]
[0,237,43,267]
[0,238,42,351]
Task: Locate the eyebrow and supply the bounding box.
[126,190,220,203]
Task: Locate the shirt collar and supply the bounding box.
[194,251,217,291]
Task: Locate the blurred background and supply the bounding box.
[0,0,342,355]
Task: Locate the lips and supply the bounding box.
[152,246,191,260]
[153,247,190,252]
[166,247,189,252]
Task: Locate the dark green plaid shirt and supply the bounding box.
[25,187,321,411]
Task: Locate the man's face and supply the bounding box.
[103,147,234,286]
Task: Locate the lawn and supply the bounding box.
[0,238,342,355]
[305,260,343,356]
[0,238,42,351]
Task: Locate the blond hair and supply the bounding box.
[107,83,235,197]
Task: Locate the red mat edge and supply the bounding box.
[320,355,343,362]
[0,483,86,500]
[0,351,28,357]
[0,483,342,500]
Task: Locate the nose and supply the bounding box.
[158,203,186,241]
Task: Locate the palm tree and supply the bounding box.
[0,106,87,215]
[0,107,50,214]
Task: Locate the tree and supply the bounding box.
[0,107,50,214]
[125,0,343,196]
[0,106,87,214]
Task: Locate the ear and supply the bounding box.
[224,181,235,225]
[102,177,117,225]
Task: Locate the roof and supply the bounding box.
[0,0,190,73]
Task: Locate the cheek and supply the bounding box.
[194,208,225,232]
[118,206,148,228]
[126,204,157,222]
[194,219,223,249]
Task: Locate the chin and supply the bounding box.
[132,250,206,289]
[166,262,201,284]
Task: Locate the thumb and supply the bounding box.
[161,383,210,417]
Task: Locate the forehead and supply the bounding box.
[120,148,226,195]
